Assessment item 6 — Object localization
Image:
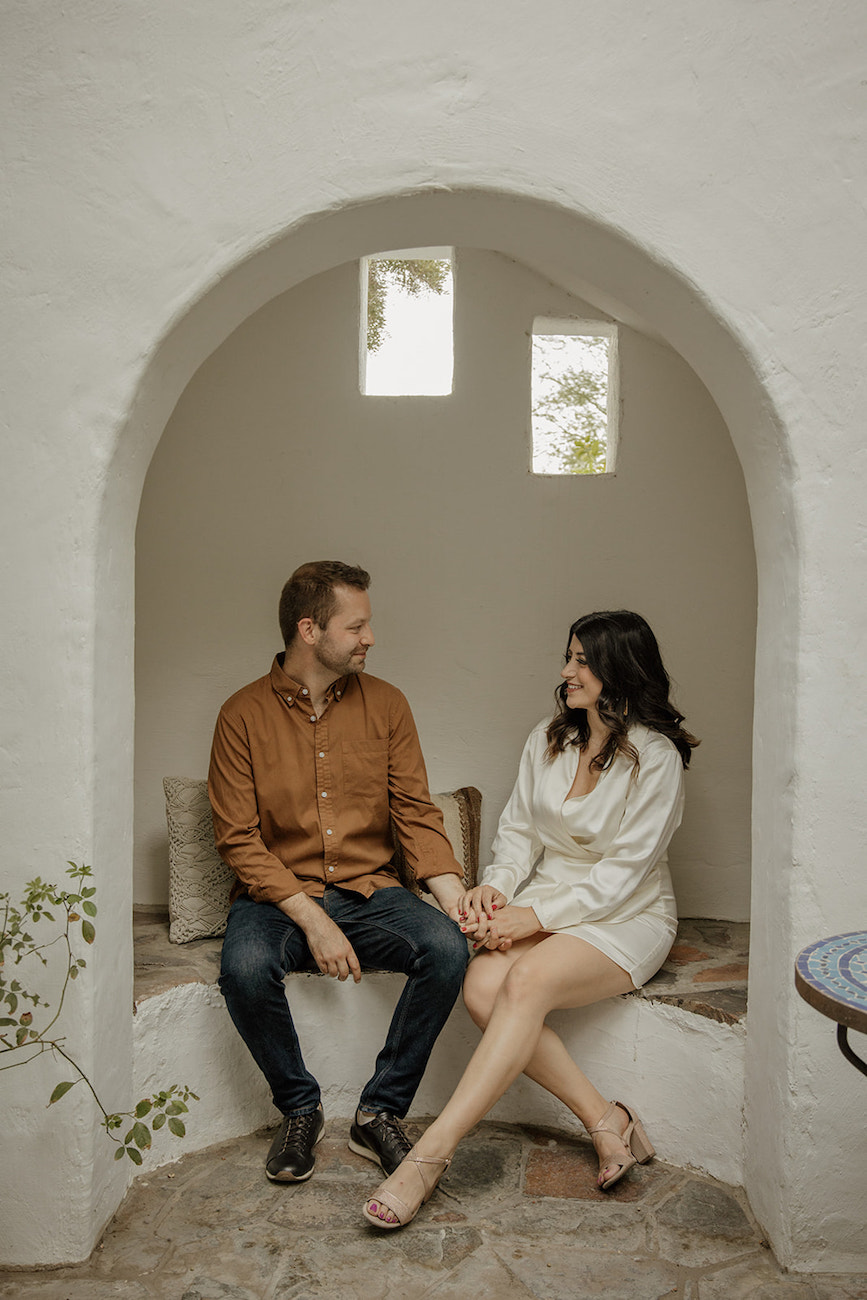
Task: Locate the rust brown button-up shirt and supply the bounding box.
[208,655,462,905]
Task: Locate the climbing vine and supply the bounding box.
[0,863,198,1165]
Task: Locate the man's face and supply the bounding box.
[313,585,375,678]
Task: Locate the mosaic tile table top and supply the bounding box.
[134,909,749,1024]
[795,931,867,1033]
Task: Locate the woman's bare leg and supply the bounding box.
[464,941,621,1111]
[365,934,634,1223]
[463,941,636,1177]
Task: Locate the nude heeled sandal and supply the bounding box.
[363,1148,451,1230]
[588,1100,655,1190]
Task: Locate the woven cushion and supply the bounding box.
[163,776,235,944]
[164,777,482,944]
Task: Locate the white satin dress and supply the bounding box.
[480,720,682,988]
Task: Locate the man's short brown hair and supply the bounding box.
[278,561,371,647]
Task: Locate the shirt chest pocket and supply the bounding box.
[341,740,389,803]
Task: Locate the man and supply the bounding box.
[209,561,469,1184]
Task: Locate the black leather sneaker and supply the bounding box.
[348,1110,412,1176]
[265,1104,325,1182]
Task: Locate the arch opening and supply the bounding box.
[96,185,796,1260]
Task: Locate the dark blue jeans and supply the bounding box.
[219,886,469,1118]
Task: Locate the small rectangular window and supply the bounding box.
[361,248,454,396]
[531,320,618,475]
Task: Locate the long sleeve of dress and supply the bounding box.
[480,726,546,900]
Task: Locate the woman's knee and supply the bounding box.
[462,954,506,1026]
[498,956,550,1011]
[462,978,494,1028]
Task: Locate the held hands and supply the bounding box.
[451,885,540,951]
[451,884,506,937]
[277,894,362,982]
[467,903,542,951]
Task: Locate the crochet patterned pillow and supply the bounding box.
[163,776,234,944]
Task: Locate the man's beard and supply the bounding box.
[314,638,367,678]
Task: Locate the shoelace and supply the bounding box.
[280,1110,319,1153]
[373,1114,411,1151]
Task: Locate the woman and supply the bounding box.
[363,610,698,1230]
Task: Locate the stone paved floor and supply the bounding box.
[3,1120,865,1299]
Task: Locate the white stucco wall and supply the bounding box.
[134,248,755,920]
[134,978,747,1189]
[2,0,866,1273]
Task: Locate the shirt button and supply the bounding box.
[326,829,333,835]
[318,752,325,758]
[321,792,328,798]
[286,696,293,703]
[309,715,316,722]
[301,688,308,695]
[328,866,334,873]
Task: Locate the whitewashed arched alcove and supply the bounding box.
[133,246,756,923]
[93,189,797,1260]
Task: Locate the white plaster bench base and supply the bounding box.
[133,965,745,1186]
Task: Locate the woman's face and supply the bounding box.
[561,636,604,713]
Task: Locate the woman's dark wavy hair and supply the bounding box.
[546,610,699,772]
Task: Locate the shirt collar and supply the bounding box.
[270,654,350,706]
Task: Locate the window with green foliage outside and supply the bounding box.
[531,322,618,475]
[361,250,454,395]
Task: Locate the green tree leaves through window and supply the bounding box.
[367,258,450,353]
[532,331,613,475]
[363,253,453,396]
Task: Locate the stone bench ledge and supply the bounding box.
[133,908,748,1025]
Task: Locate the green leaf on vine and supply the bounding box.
[132,1122,151,1150]
[49,1080,76,1104]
